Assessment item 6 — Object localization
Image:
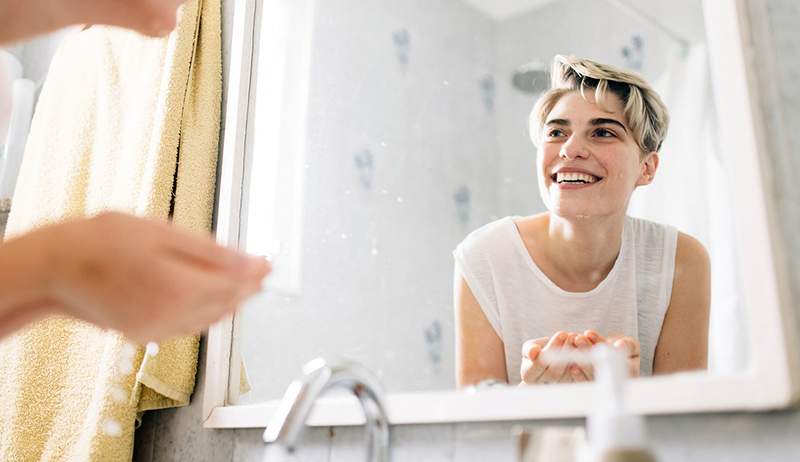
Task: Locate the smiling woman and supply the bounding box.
[454,55,710,387]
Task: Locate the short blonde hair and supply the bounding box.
[530,55,669,156]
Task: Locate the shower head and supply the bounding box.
[511,60,550,94]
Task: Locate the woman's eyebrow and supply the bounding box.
[591,118,628,132]
[544,118,570,126]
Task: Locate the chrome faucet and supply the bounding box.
[263,358,391,462]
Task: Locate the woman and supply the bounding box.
[454,55,710,386]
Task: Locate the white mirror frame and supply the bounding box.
[202,0,799,428]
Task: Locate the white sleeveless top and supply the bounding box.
[453,215,678,382]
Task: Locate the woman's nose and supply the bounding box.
[559,136,589,160]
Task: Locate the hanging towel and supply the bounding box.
[0,0,221,459]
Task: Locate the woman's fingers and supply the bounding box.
[520,342,543,363]
[583,329,606,345]
[611,336,641,377]
[521,337,549,359]
[522,331,643,384]
[520,345,548,383]
[568,364,589,382]
[544,331,568,350]
[164,223,266,274]
[522,331,642,383]
[542,332,570,383]
[572,334,594,381]
[520,337,551,383]
[557,333,579,383]
[613,337,641,358]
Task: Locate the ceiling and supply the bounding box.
[460,0,705,43]
[460,0,557,21]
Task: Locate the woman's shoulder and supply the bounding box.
[675,231,710,270]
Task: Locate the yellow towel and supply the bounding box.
[0,0,221,459]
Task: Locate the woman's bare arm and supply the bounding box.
[0,228,54,339]
[652,232,711,374]
[0,0,187,44]
[454,269,507,387]
[0,213,270,342]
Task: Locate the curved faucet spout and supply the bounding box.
[263,358,390,462]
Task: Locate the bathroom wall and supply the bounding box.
[133,0,800,461]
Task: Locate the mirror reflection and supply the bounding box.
[236,0,745,402]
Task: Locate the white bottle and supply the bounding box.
[542,345,658,462]
[585,345,656,462]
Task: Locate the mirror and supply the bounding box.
[233,0,747,404]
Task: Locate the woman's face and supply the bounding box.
[536,90,657,220]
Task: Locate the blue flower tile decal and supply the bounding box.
[393,29,410,66]
[453,185,471,226]
[622,34,644,71]
[479,74,495,111]
[424,320,443,368]
[354,149,374,189]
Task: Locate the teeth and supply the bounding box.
[555,172,597,184]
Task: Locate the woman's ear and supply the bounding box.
[636,152,659,186]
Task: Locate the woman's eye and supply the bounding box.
[594,128,616,138]
[547,129,565,137]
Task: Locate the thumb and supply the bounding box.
[612,337,640,357]
[521,340,542,360]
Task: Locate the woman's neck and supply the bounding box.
[531,212,626,290]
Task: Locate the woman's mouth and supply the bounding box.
[550,171,603,187]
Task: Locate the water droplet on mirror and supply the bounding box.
[120,342,137,359]
[504,177,512,184]
[443,80,450,86]
[371,248,379,256]
[145,342,159,357]
[380,141,387,147]
[110,386,127,404]
[380,189,389,195]
[396,196,404,203]
[102,418,122,437]
[341,233,348,240]
[117,358,134,375]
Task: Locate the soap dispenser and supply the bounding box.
[541,344,658,462]
[586,344,656,462]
